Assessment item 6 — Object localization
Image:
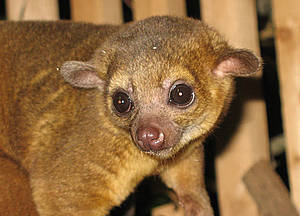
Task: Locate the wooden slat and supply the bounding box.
[200,0,270,216]
[133,0,186,21]
[272,0,300,212]
[152,203,184,216]
[6,0,59,20]
[243,160,299,216]
[70,0,123,24]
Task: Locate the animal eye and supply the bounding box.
[113,91,133,114]
[169,83,195,107]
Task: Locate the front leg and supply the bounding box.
[31,159,118,216]
[29,150,138,216]
[160,145,214,216]
[29,142,156,216]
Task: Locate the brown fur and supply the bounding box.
[0,16,261,216]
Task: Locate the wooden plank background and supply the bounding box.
[200,1,269,215]
[133,0,186,20]
[272,0,300,212]
[6,0,59,20]
[70,0,123,24]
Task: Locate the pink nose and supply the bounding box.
[137,126,165,152]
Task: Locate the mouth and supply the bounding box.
[137,144,176,158]
[131,130,181,159]
[137,131,166,152]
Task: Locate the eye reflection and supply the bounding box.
[169,83,194,107]
[112,91,133,114]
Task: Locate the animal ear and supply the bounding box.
[213,49,262,78]
[60,61,104,89]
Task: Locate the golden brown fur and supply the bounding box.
[0,17,260,216]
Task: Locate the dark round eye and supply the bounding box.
[113,91,133,114]
[169,83,195,107]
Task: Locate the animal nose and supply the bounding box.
[137,126,165,152]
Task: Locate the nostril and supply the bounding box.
[140,127,159,140]
[149,132,164,145]
[137,126,165,151]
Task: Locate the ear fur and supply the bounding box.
[60,61,104,89]
[213,49,262,78]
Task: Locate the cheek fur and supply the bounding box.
[170,95,207,128]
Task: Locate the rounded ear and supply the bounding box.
[213,49,262,78]
[60,61,104,89]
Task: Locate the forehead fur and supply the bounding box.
[108,61,196,93]
[102,16,230,86]
[109,16,228,59]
